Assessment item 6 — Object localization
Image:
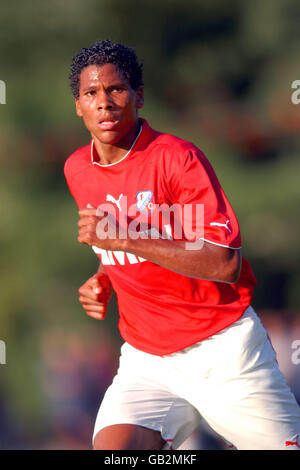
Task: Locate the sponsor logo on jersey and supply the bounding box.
[92,246,147,265]
[136,190,154,215]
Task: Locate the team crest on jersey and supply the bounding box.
[136,190,155,215]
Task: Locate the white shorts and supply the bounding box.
[93,307,300,450]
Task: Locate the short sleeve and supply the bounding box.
[170,149,241,249]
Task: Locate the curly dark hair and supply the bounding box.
[69,39,144,99]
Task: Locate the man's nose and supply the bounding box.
[96,90,113,110]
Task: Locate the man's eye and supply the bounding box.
[86,90,96,96]
[112,87,124,93]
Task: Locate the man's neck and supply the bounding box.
[92,121,141,165]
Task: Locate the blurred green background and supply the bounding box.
[0,0,300,449]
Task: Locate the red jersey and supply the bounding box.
[64,119,257,355]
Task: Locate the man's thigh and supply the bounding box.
[179,307,300,450]
[94,424,165,450]
[92,343,202,450]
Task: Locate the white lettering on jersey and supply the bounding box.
[92,246,146,265]
[210,219,232,234]
[106,194,123,212]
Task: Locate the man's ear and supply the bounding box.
[135,86,144,109]
[75,98,83,117]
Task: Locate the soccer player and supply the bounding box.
[64,40,300,450]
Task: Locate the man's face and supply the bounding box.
[75,63,144,148]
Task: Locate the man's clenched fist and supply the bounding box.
[78,272,112,320]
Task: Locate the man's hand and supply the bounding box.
[78,273,112,320]
[78,207,126,251]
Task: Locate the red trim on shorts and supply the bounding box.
[166,438,174,450]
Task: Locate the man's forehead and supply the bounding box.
[79,63,128,85]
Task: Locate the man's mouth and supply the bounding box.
[97,118,119,130]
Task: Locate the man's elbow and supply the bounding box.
[223,249,241,284]
[226,266,241,284]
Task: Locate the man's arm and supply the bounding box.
[78,208,241,284]
[78,261,112,320]
[124,237,241,284]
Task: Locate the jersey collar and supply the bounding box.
[91,120,144,168]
